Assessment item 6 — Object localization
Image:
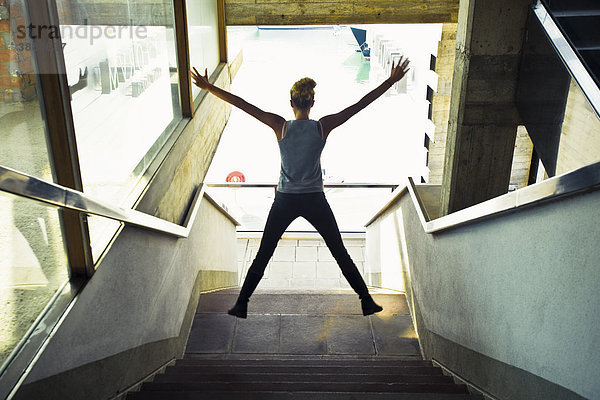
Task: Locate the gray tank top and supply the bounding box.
[277,119,325,193]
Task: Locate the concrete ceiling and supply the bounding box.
[224,0,459,25]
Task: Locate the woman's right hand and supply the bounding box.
[191,67,211,90]
[389,57,410,84]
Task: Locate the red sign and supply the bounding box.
[226,171,245,183]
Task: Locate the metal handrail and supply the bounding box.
[206,182,400,233]
[0,164,207,238]
[206,182,399,190]
[366,161,600,232]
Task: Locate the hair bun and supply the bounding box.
[298,77,316,90]
[290,77,317,110]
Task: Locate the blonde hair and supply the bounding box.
[290,77,316,110]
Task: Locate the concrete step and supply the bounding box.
[127,391,481,400]
[175,358,433,367]
[153,372,454,384]
[183,353,423,361]
[165,365,444,376]
[197,290,409,315]
[139,381,470,393]
[127,289,483,400]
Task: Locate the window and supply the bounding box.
[186,0,220,104]
[56,0,183,258]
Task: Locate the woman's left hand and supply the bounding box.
[191,67,210,90]
[389,57,410,84]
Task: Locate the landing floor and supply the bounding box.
[185,288,421,359]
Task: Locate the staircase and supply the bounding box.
[542,0,600,85]
[126,289,483,399]
[126,357,482,399]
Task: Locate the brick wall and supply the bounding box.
[237,236,366,290]
[0,0,36,103]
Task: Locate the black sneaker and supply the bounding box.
[227,301,248,319]
[361,296,383,316]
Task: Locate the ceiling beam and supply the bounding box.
[224,0,459,25]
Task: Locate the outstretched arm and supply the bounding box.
[319,56,410,140]
[192,67,286,139]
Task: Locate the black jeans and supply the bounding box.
[239,191,370,301]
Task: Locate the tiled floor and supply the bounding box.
[185,288,421,359]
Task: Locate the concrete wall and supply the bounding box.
[556,79,600,175]
[366,187,600,400]
[237,234,365,290]
[364,217,407,292]
[13,197,238,400]
[508,125,534,190]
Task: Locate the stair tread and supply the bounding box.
[555,10,600,17]
[128,391,480,400]
[166,365,444,375]
[196,290,410,315]
[127,290,480,399]
[176,358,432,366]
[141,381,469,393]
[154,372,454,384]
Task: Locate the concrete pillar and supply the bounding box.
[428,23,457,184]
[440,0,531,215]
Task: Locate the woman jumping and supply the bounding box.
[192,57,410,318]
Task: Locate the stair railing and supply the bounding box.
[0,163,235,400]
[205,182,399,232]
[0,164,207,238]
[368,160,600,234]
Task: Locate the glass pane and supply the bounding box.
[186,0,220,103]
[0,194,69,369]
[55,0,183,258]
[0,96,51,180]
[0,0,69,372]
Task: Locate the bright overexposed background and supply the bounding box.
[204,24,442,230]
